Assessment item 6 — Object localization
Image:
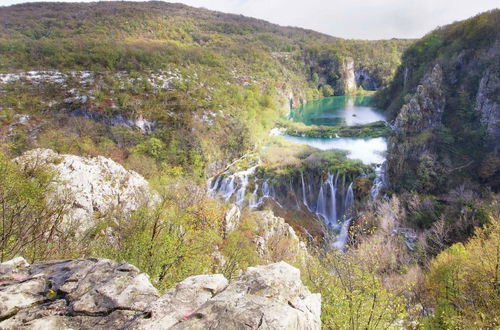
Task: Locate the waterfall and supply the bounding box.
[235,174,249,206]
[221,177,235,201]
[208,175,222,193]
[370,162,386,199]
[249,183,259,208]
[332,218,351,250]
[344,182,354,218]
[262,179,270,197]
[300,171,310,210]
[208,165,258,206]
[208,166,358,250]
[316,185,327,220]
[327,173,337,226]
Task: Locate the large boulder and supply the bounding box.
[165,261,321,330]
[0,258,320,330]
[14,148,155,231]
[0,258,160,329]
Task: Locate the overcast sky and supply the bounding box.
[1,0,498,39]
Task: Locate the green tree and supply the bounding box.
[0,153,69,262]
[423,215,500,329]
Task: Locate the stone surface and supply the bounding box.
[130,274,229,329]
[253,211,309,262]
[340,57,357,95]
[168,261,321,330]
[223,204,241,236]
[387,64,445,189]
[475,66,500,154]
[0,258,320,330]
[0,258,159,329]
[355,67,379,90]
[14,148,155,232]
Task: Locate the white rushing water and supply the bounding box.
[282,135,387,165]
[209,168,358,249]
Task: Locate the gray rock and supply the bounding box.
[475,66,500,153]
[168,261,321,330]
[340,57,357,95]
[388,64,446,190]
[14,148,156,232]
[252,211,309,262]
[0,258,320,330]
[224,204,241,236]
[131,274,228,329]
[0,258,159,330]
[355,68,379,90]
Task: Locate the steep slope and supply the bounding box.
[0,2,410,92]
[378,9,500,193]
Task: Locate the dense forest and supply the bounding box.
[0,2,498,329]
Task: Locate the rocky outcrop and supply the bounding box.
[392,64,445,135]
[475,66,500,154]
[14,148,155,232]
[223,204,241,237]
[355,68,379,91]
[340,57,357,95]
[252,211,309,261]
[0,258,160,329]
[0,258,321,330]
[382,11,500,191]
[387,64,445,191]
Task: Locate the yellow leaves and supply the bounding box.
[46,289,57,299]
[424,215,500,328]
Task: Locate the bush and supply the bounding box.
[0,153,70,262]
[423,215,500,328]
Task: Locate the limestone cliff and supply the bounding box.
[387,65,446,191]
[14,148,155,232]
[381,10,500,192]
[340,57,357,95]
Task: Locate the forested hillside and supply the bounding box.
[379,9,499,192]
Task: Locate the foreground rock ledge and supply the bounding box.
[0,258,321,330]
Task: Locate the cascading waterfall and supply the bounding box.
[344,182,354,216]
[316,185,327,220]
[209,167,360,249]
[300,171,310,210]
[370,162,386,199]
[327,173,337,226]
[208,165,258,207]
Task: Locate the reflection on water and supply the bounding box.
[283,135,387,165]
[289,95,386,126]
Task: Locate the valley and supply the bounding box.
[0,2,498,329]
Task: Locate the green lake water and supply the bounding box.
[284,96,388,164]
[289,96,386,126]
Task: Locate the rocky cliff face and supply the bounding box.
[382,10,500,192]
[355,68,380,91]
[475,65,500,154]
[340,57,357,95]
[0,257,321,330]
[387,64,445,190]
[14,148,155,232]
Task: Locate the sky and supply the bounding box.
[0,0,498,39]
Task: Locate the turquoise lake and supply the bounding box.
[283,96,388,165]
[288,96,386,126]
